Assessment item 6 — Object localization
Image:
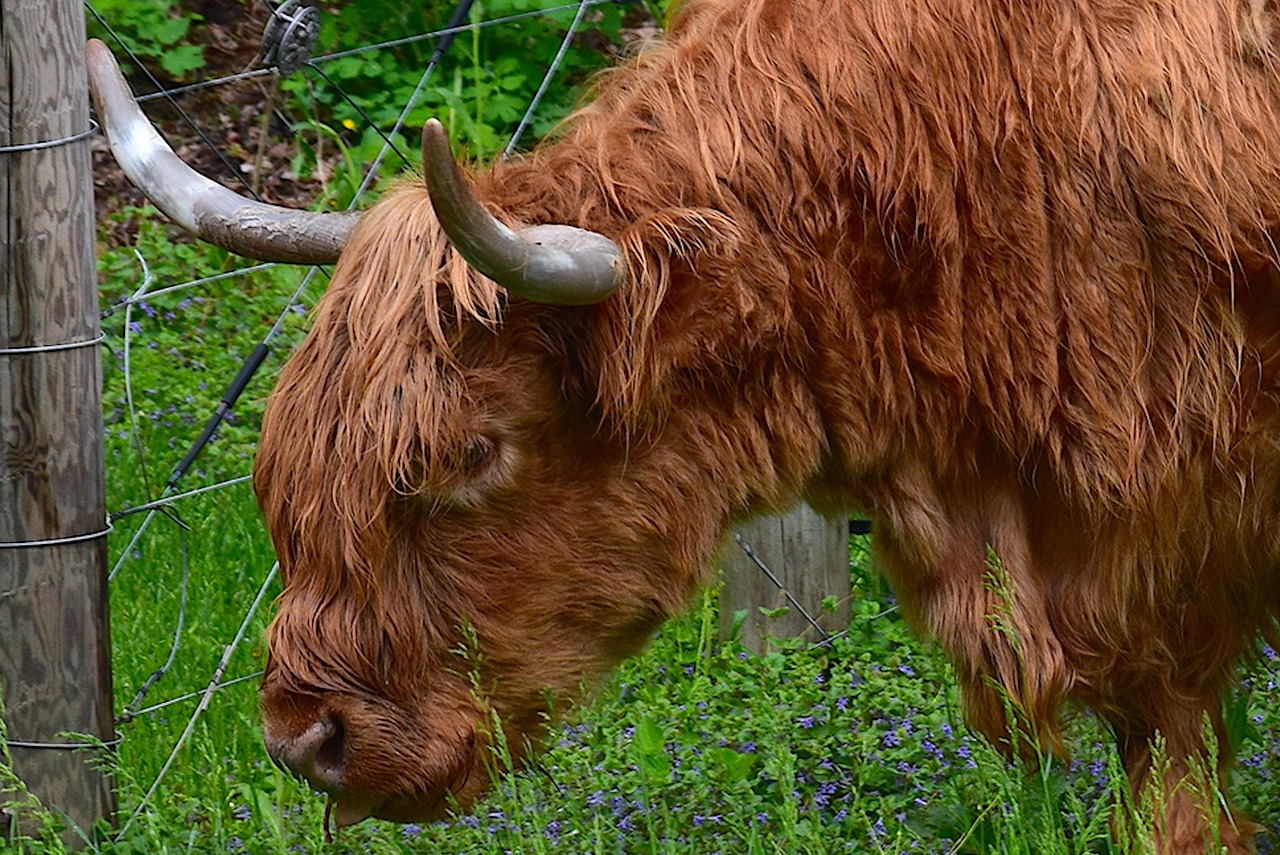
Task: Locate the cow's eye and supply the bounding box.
[460,436,497,477]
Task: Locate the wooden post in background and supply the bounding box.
[0,0,115,842]
[720,504,851,652]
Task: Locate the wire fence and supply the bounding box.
[53,0,1280,847]
[87,0,660,836]
[83,0,878,839]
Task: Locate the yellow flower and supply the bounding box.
[341,118,357,131]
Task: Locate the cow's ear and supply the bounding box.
[553,207,746,434]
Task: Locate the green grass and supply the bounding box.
[4,1,1279,845]
[13,497,1280,855]
[0,212,1275,854]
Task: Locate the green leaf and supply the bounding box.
[631,716,671,783]
[159,44,205,78]
[633,716,665,754]
[709,746,757,785]
[152,15,191,45]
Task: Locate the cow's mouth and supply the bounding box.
[320,757,480,837]
[323,791,446,840]
[325,793,381,831]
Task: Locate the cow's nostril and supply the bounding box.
[269,713,348,792]
[314,717,346,777]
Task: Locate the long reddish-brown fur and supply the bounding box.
[255,0,1280,849]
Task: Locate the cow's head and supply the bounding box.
[88,41,771,825]
[251,166,720,824]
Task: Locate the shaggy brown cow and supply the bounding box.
[89,0,1280,850]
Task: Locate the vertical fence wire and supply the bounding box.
[87,0,650,827]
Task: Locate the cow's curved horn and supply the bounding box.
[86,39,358,265]
[421,119,624,305]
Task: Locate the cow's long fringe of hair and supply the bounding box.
[259,0,1280,748]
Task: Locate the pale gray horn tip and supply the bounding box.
[86,38,358,265]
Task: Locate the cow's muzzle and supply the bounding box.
[260,675,486,827]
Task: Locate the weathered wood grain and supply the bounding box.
[721,504,851,652]
[1,0,115,842]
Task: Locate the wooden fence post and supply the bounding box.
[719,504,851,652]
[0,0,116,843]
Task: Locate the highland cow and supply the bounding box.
[88,0,1280,850]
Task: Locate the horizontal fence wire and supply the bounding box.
[85,2,879,837]
[65,4,1280,851]
[89,0,641,829]
[114,563,279,841]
